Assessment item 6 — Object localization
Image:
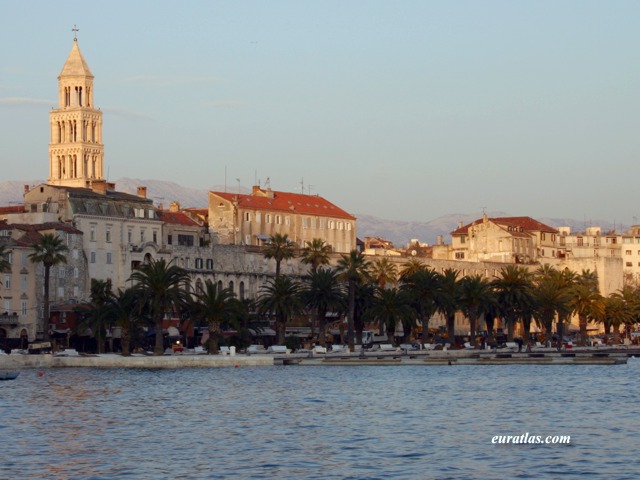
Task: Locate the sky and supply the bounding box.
[1,1,639,224]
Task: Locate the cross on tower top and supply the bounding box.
[72,25,79,41]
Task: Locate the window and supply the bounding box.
[626,250,632,255]
[72,249,79,259]
[90,252,96,263]
[460,236,466,244]
[74,268,79,278]
[57,286,64,298]
[455,252,465,259]
[167,234,172,245]
[245,235,251,245]
[128,230,133,243]
[577,237,584,246]
[346,223,352,231]
[265,214,272,224]
[626,262,633,267]
[285,216,291,226]
[195,258,203,269]
[184,258,190,269]
[4,299,11,311]
[3,276,10,289]
[5,251,11,265]
[255,212,261,224]
[178,235,194,247]
[140,230,145,243]
[244,212,251,221]
[148,209,154,219]
[206,259,213,270]
[21,253,28,267]
[21,275,27,291]
[106,252,112,264]
[90,225,96,242]
[21,300,27,316]
[73,286,79,298]
[58,267,65,278]
[276,215,281,225]
[153,231,158,243]
[106,228,112,243]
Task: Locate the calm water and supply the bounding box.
[1,361,639,480]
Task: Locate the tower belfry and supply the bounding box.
[48,32,106,189]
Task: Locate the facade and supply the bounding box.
[0,220,86,344]
[48,37,108,191]
[208,185,356,253]
[442,214,558,264]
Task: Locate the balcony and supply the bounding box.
[0,312,20,326]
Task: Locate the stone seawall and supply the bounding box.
[0,354,274,369]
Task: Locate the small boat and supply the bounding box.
[0,372,20,381]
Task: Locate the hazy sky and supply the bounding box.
[1,1,639,224]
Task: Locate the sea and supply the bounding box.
[1,361,638,480]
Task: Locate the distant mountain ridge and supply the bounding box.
[0,178,624,247]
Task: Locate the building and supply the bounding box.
[208,185,356,253]
[0,220,85,344]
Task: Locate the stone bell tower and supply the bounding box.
[48,29,106,189]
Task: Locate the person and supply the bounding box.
[516,337,523,352]
[525,342,532,353]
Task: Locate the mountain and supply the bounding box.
[0,178,625,246]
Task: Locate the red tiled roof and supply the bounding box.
[211,190,355,220]
[452,216,558,235]
[0,205,26,214]
[158,211,200,227]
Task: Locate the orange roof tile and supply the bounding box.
[452,216,558,235]
[158,211,200,227]
[211,190,355,220]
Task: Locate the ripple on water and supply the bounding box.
[1,363,639,479]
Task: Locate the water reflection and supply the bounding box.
[1,363,638,479]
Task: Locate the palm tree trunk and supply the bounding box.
[154,317,164,355]
[578,314,588,346]
[121,328,131,356]
[469,314,477,347]
[507,315,515,342]
[208,323,220,354]
[447,314,456,347]
[421,314,430,345]
[347,280,355,352]
[43,266,51,341]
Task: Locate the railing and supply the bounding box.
[0,313,19,326]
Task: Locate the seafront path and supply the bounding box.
[2,346,637,368]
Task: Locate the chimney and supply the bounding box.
[137,186,147,199]
[169,201,181,212]
[24,184,30,195]
[252,185,261,195]
[266,188,275,199]
[458,221,463,229]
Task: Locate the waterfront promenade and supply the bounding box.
[1,346,635,368]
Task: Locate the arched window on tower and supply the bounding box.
[57,122,62,143]
[239,281,245,300]
[72,120,77,142]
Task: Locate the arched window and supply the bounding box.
[217,280,223,293]
[239,281,245,301]
[195,278,204,295]
[228,281,234,294]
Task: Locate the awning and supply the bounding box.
[167,326,180,337]
[250,328,276,337]
[256,234,270,241]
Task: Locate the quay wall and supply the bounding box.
[0,354,274,369]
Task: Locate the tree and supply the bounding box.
[299,267,346,347]
[400,268,440,344]
[256,276,302,344]
[336,250,371,351]
[129,258,190,355]
[193,281,237,354]
[602,294,633,343]
[532,266,572,342]
[263,233,296,279]
[458,274,496,347]
[370,257,398,288]
[434,268,460,346]
[398,259,426,281]
[570,270,604,346]
[300,238,332,273]
[29,233,68,340]
[365,287,415,346]
[108,287,143,356]
[492,265,534,341]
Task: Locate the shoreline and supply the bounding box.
[2,346,636,368]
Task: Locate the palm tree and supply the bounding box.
[532,266,572,342]
[370,257,398,288]
[129,258,190,355]
[299,267,346,347]
[108,287,143,356]
[602,294,634,343]
[256,276,302,344]
[193,281,237,354]
[365,287,415,346]
[400,268,440,344]
[29,233,68,340]
[458,274,496,347]
[434,268,460,347]
[398,259,426,281]
[354,281,376,345]
[300,238,332,273]
[78,279,112,353]
[263,233,296,279]
[336,250,371,351]
[492,265,534,341]
[570,271,605,346]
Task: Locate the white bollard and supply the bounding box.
[230,346,236,356]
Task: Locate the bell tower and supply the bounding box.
[48,30,106,189]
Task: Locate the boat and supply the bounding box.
[0,371,20,381]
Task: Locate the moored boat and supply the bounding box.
[0,371,20,381]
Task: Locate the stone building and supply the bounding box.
[0,220,86,344]
[208,185,356,253]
